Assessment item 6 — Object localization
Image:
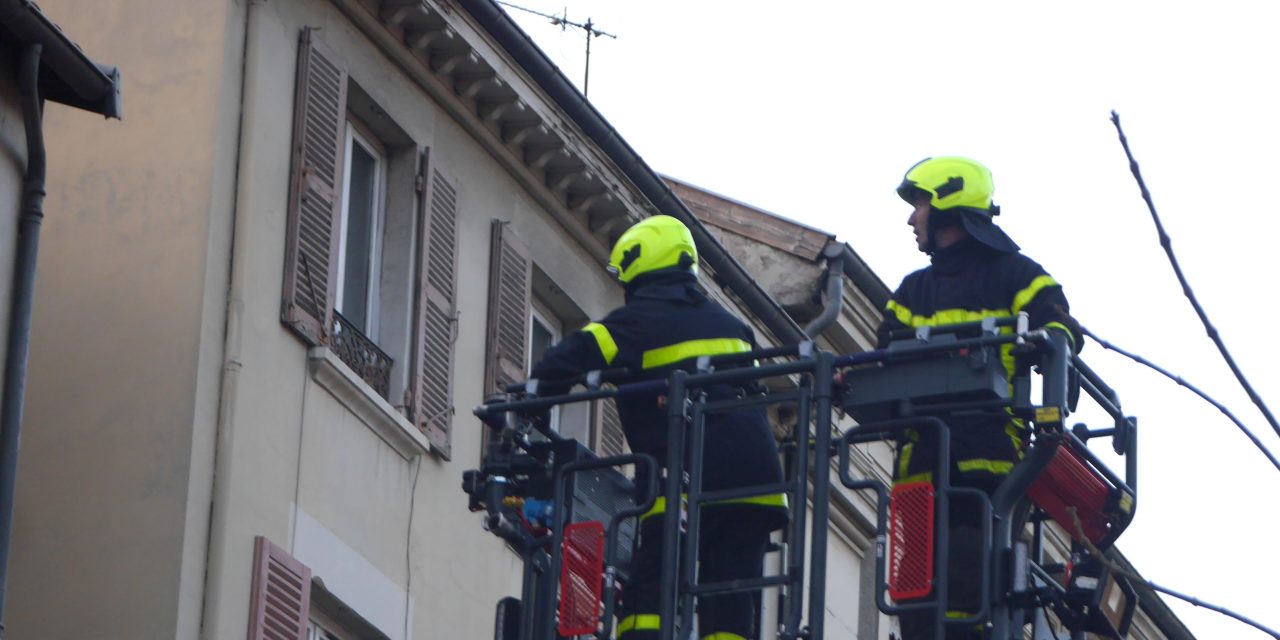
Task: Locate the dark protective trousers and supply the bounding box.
[897,475,1002,640]
[619,505,781,640]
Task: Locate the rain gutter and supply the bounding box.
[0,0,121,118]
[840,243,891,311]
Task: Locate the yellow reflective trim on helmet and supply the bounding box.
[641,338,752,370]
[582,322,618,366]
[956,458,1015,475]
[702,633,748,640]
[1011,274,1060,314]
[618,614,661,634]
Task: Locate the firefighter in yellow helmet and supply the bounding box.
[883,157,1082,640]
[532,215,788,640]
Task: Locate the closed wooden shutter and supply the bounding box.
[595,398,627,457]
[281,29,347,345]
[247,536,312,640]
[411,149,459,458]
[483,221,532,395]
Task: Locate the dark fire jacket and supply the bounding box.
[531,272,786,517]
[876,236,1082,485]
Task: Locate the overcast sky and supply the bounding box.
[503,1,1280,638]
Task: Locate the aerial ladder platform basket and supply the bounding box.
[466,314,1138,640]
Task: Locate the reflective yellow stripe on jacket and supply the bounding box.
[641,338,752,370]
[1011,275,1059,314]
[885,300,1013,328]
[639,493,789,522]
[893,432,1020,486]
[885,301,1018,378]
[582,322,618,365]
[618,614,661,635]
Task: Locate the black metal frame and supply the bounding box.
[331,309,394,399]
[467,317,1139,640]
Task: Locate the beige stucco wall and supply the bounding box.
[197,1,626,639]
[9,0,242,638]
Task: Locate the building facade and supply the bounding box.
[5,1,1191,639]
[0,2,122,633]
[6,1,879,638]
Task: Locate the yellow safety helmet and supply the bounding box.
[607,215,698,284]
[896,156,998,215]
[897,156,1020,253]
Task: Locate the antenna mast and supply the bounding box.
[498,2,617,97]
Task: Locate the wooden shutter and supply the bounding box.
[247,536,312,640]
[281,29,347,345]
[483,221,532,395]
[595,398,627,457]
[411,149,460,458]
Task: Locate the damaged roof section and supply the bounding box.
[664,176,889,352]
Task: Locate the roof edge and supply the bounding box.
[662,173,835,240]
[1107,548,1198,640]
[455,0,804,345]
[0,0,121,118]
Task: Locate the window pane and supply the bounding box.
[530,316,554,367]
[529,313,561,432]
[341,140,378,332]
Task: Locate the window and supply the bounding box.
[529,305,562,431]
[336,123,386,338]
[308,618,347,640]
[482,233,615,453]
[248,536,312,640]
[246,536,390,640]
[308,602,386,640]
[282,29,460,457]
[528,307,559,369]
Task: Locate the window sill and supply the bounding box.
[308,346,429,460]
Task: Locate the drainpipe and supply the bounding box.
[199,1,258,637]
[0,42,46,639]
[840,244,891,310]
[803,244,845,339]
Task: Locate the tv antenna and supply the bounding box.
[498,2,617,97]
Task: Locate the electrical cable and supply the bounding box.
[1082,327,1280,474]
[1067,509,1280,639]
[1145,582,1280,640]
[1110,111,1280,441]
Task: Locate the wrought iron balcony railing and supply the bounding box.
[332,310,393,400]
